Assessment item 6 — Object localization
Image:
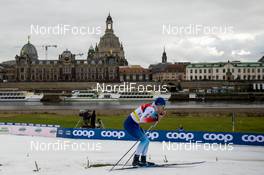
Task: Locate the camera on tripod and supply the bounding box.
[76,109,104,129]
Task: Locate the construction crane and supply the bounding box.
[42,45,57,60]
[75,53,84,57]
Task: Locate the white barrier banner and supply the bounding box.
[0,124,57,138]
[0,125,11,134]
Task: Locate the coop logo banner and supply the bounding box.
[72,130,95,138]
[166,132,194,141]
[146,131,159,140]
[56,128,264,146]
[203,133,233,143]
[101,130,125,139]
[242,135,264,143]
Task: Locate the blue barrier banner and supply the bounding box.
[56,128,264,146]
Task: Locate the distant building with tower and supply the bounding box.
[149,48,189,82]
[162,48,167,63]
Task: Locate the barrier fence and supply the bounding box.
[1,123,263,146]
[0,122,59,137]
[56,128,264,146]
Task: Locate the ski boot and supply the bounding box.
[140,155,155,167]
[132,154,141,166]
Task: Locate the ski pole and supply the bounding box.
[121,121,158,169]
[109,139,139,171]
[109,122,158,171]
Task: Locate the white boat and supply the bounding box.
[0,91,44,102]
[64,90,171,101]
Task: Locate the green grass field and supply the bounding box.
[0,113,264,133]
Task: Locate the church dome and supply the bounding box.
[97,14,124,58]
[87,14,128,66]
[98,33,122,52]
[20,42,38,60]
[61,49,72,58]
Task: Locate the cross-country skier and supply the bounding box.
[124,97,166,167]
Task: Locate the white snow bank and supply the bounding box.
[0,135,263,175]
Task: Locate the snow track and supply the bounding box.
[0,135,263,175]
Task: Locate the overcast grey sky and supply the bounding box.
[0,0,263,67]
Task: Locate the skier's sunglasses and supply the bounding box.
[158,105,165,109]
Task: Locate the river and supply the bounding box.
[0,101,264,110]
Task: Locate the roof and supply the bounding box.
[20,42,38,60]
[119,65,150,74]
[258,56,264,63]
[150,63,187,73]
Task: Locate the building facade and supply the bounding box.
[186,61,264,81]
[119,65,151,82]
[152,63,187,82]
[15,14,128,82]
[0,61,16,82]
[149,49,188,82]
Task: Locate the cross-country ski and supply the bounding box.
[113,161,206,170]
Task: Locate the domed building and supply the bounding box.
[15,38,39,81]
[19,41,38,61]
[88,13,128,66]
[14,14,128,82]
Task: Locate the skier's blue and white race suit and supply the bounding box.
[124,103,159,156]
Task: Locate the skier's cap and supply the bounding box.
[154,97,166,106]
